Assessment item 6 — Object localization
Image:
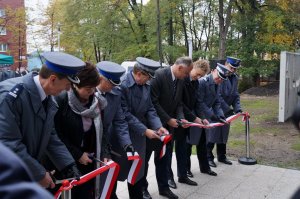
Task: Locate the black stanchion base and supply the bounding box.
[238,157,257,165]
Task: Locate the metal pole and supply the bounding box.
[61,190,71,199]
[156,0,163,66]
[238,114,257,165]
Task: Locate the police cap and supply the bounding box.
[226,56,241,68]
[42,52,85,84]
[135,57,161,78]
[216,63,231,80]
[96,61,126,86]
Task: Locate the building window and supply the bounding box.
[0,9,5,18]
[0,26,6,35]
[0,44,8,52]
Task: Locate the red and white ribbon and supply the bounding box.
[127,151,142,185]
[54,161,120,199]
[184,112,250,129]
[159,134,172,159]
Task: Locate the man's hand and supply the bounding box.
[79,152,93,165]
[144,129,160,139]
[180,119,190,128]
[156,127,169,136]
[167,118,179,128]
[235,109,243,114]
[202,119,210,125]
[194,117,203,124]
[39,171,55,189]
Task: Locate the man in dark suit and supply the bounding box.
[147,56,193,199]
[184,59,217,177]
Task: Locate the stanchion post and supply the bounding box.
[238,113,257,165]
[61,190,71,199]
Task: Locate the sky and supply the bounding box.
[25,0,150,53]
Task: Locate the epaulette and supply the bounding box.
[6,84,24,101]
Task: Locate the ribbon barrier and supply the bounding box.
[182,112,250,129]
[54,161,120,199]
[182,112,257,165]
[127,152,142,185]
[159,134,172,159]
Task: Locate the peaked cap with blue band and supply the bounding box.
[42,52,85,84]
[226,56,241,68]
[216,63,231,80]
[135,57,161,78]
[96,61,126,86]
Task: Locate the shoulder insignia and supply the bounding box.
[7,84,24,100]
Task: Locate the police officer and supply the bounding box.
[0,142,53,199]
[120,57,167,199]
[0,52,83,189]
[216,57,242,165]
[95,61,130,199]
[195,63,231,168]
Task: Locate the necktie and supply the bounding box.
[42,96,48,112]
[173,79,177,98]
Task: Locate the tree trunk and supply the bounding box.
[218,0,233,59]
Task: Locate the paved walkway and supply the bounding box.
[116,155,300,199]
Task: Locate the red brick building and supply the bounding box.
[0,0,26,70]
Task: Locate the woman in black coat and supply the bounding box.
[54,62,110,199]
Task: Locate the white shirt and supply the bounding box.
[33,75,47,101]
[170,66,176,81]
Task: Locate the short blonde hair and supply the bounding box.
[193,59,210,74]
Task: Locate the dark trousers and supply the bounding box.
[207,142,227,161]
[141,139,171,192]
[128,179,143,199]
[187,129,210,172]
[174,128,188,178]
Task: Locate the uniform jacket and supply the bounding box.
[0,142,53,199]
[0,73,74,181]
[54,91,110,161]
[219,74,241,114]
[150,67,185,126]
[119,72,162,181]
[102,87,131,148]
[195,74,224,120]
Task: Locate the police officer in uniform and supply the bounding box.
[195,63,231,168]
[216,57,242,165]
[95,61,130,199]
[120,57,167,199]
[0,52,83,189]
[0,142,53,199]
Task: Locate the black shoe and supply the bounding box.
[178,177,198,186]
[187,170,193,178]
[218,158,232,165]
[168,179,177,189]
[142,189,152,199]
[208,160,217,167]
[159,189,179,199]
[201,169,217,176]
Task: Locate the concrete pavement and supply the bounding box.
[116,155,300,199]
